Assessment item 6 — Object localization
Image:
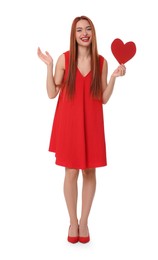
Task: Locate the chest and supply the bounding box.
[77,59,91,77]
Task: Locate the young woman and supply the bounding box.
[37,15,126,244]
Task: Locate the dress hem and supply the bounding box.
[55,158,107,170]
[49,150,107,170]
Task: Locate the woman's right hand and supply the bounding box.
[37,47,53,67]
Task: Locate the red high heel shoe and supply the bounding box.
[79,226,90,243]
[78,235,90,243]
[67,226,79,244]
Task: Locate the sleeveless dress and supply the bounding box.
[49,51,107,169]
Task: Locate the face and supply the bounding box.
[75,19,92,47]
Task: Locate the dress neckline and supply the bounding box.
[77,67,91,78]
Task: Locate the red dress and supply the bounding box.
[49,51,107,169]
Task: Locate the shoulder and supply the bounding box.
[56,50,69,70]
[99,54,107,64]
[63,50,70,56]
[56,51,67,70]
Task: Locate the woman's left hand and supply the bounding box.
[112,64,126,78]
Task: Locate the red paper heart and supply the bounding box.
[111,38,136,64]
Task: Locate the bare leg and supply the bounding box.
[79,168,96,236]
[63,168,79,236]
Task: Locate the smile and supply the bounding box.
[81,37,90,42]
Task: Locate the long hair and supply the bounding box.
[65,15,102,99]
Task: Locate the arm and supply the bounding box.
[37,47,65,99]
[101,59,126,104]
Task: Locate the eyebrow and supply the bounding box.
[76,26,91,30]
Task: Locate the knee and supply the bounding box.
[82,168,96,178]
[65,168,79,181]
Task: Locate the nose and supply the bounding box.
[83,29,87,36]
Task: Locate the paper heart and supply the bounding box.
[111,38,136,64]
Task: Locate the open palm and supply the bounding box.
[37,47,53,66]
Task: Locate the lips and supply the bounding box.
[81,37,90,42]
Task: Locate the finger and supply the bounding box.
[37,47,41,56]
[119,68,124,76]
[119,65,126,75]
[121,63,126,68]
[37,48,45,59]
[45,51,52,58]
[37,51,48,63]
[122,69,126,76]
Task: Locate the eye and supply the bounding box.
[87,27,91,31]
[76,29,82,32]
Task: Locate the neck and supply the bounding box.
[77,46,91,59]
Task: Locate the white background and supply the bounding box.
[0,0,158,259]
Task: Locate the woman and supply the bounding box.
[37,15,126,244]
